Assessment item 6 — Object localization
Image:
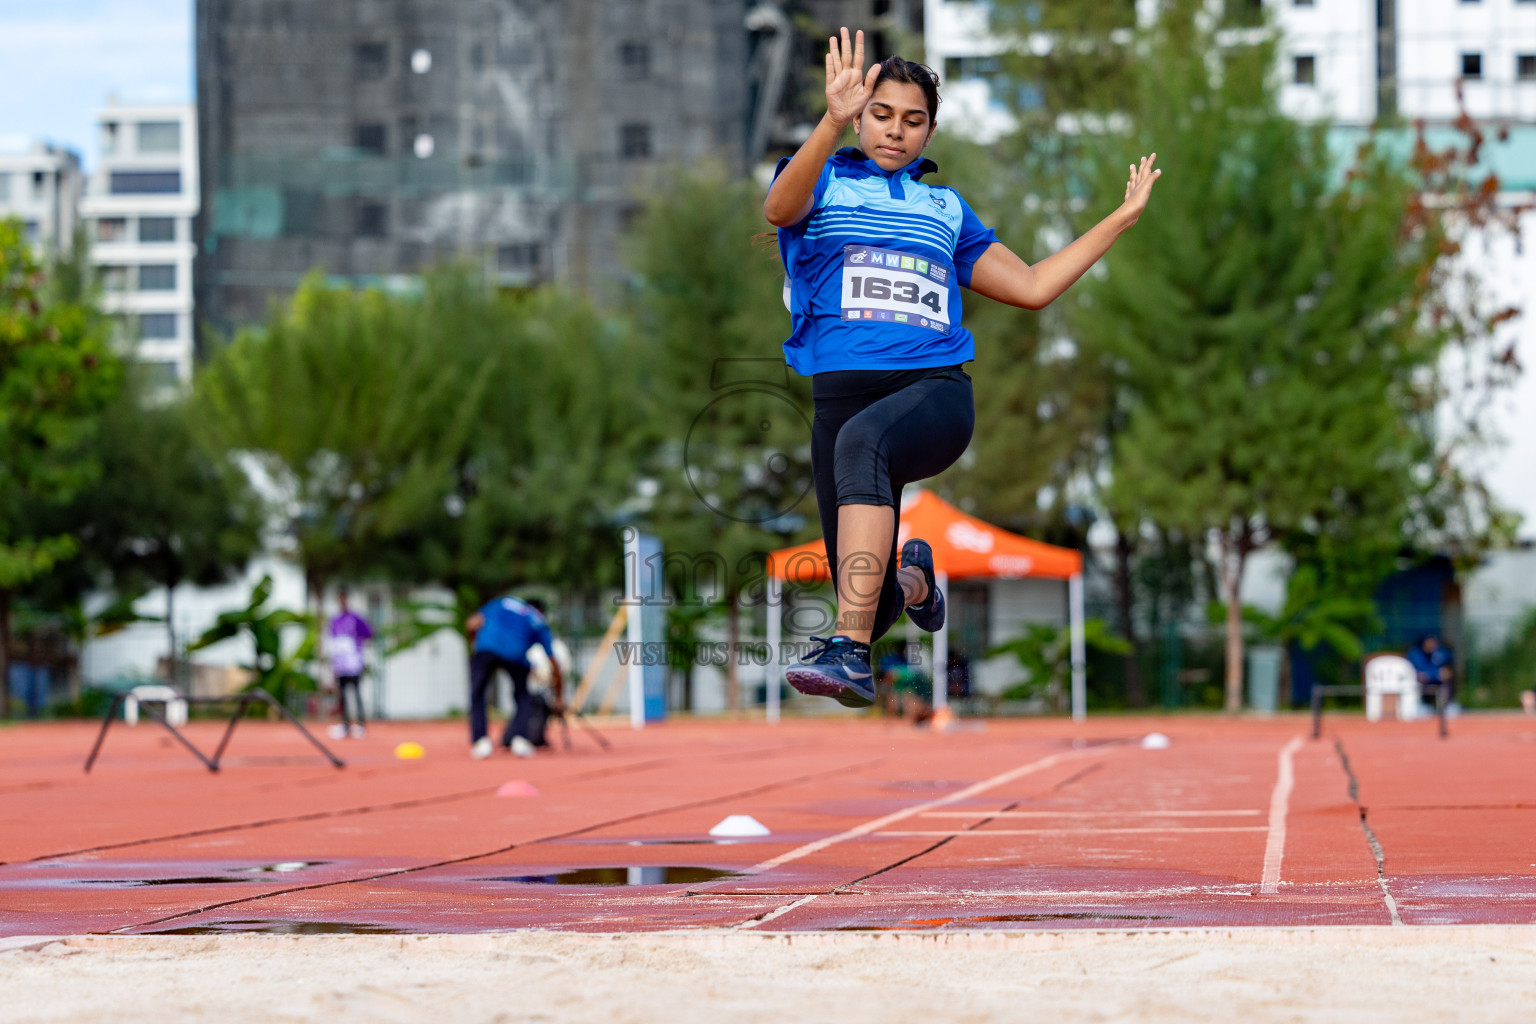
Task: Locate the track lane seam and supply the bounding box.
[745,747,1104,874]
[1333,737,1403,926]
[104,757,885,935]
[8,741,821,866]
[733,799,1027,929]
[8,758,675,866]
[728,746,1112,930]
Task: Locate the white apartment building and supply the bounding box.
[1274,0,1379,123]
[79,102,200,385]
[1396,0,1536,121]
[924,0,1021,141]
[0,143,83,253]
[926,0,1536,128]
[1275,0,1536,124]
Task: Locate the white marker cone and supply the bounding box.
[1141,732,1171,750]
[709,814,771,838]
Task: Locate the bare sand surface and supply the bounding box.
[3,927,1535,1023]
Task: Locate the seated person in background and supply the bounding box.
[525,632,574,746]
[946,649,972,700]
[877,649,909,717]
[526,635,572,695]
[878,649,932,724]
[1406,634,1455,708]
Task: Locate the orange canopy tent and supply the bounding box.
[763,490,1088,721]
[767,489,1082,583]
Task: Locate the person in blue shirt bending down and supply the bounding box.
[765,28,1160,708]
[464,596,564,759]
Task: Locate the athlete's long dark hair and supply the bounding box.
[872,56,941,123]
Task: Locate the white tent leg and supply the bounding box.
[624,529,646,730]
[1069,571,1086,723]
[766,576,782,723]
[932,571,949,713]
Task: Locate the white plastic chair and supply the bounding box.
[123,684,189,728]
[1363,655,1420,722]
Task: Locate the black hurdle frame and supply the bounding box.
[1310,681,1449,740]
[556,706,612,752]
[84,687,346,773]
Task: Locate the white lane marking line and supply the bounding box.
[920,809,1263,818]
[1259,735,1305,895]
[747,748,1099,873]
[876,827,1270,836]
[736,893,820,929]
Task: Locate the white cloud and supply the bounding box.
[0,0,191,169]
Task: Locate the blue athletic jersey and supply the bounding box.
[775,148,999,375]
[474,596,554,664]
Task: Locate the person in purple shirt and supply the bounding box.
[328,588,374,739]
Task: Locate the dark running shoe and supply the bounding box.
[786,636,875,708]
[901,538,946,633]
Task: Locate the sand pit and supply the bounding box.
[4,927,1536,1023]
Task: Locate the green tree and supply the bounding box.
[991,618,1130,711]
[1210,563,1381,661]
[187,575,318,708]
[194,271,493,607]
[0,219,121,715]
[1077,2,1513,710]
[72,372,262,677]
[374,282,647,645]
[198,268,644,660]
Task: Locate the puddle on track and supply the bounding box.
[834,912,1171,930]
[146,920,409,935]
[487,866,742,886]
[35,861,332,889]
[69,876,255,888]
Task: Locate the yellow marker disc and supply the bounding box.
[394,741,425,760]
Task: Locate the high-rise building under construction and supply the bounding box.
[194,0,754,332]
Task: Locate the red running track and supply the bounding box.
[2,713,1534,935]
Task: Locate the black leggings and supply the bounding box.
[469,651,533,745]
[336,675,364,727]
[811,365,975,645]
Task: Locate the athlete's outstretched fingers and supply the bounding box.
[828,35,841,76]
[852,27,864,73]
[841,26,853,69]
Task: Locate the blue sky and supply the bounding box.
[0,0,191,169]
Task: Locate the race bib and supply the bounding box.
[840,245,951,332]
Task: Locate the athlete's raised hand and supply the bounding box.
[1120,153,1161,224]
[825,27,880,129]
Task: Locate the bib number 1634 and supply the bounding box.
[839,246,952,329]
[848,275,943,314]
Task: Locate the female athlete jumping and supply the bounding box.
[767,28,1159,708]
